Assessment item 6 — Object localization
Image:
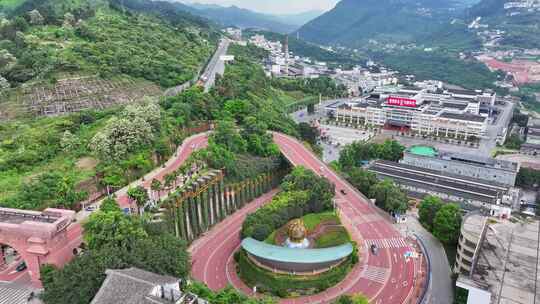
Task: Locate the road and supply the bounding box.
[75,133,209,221]
[190,132,419,304]
[202,38,230,92]
[398,213,453,304]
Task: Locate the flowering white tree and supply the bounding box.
[60,130,80,153]
[27,10,44,25]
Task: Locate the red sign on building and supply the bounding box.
[387,96,417,107]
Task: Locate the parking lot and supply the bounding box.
[319,124,374,162]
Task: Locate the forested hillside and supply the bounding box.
[296,0,465,47]
[467,0,540,49]
[0,0,215,88]
[0,0,217,209]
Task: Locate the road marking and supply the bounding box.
[365,238,408,249]
[0,284,31,304]
[360,266,389,284]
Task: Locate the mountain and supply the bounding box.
[273,10,325,27]
[296,0,468,47]
[180,3,298,33]
[466,0,540,48]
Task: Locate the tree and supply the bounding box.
[164,173,176,190]
[281,166,335,212]
[211,118,247,153]
[418,196,443,231]
[127,186,150,215]
[60,130,80,153]
[346,167,378,195]
[100,196,121,213]
[334,294,369,304]
[151,178,162,201]
[297,122,320,146]
[369,180,408,214]
[40,233,190,304]
[83,211,148,250]
[516,168,540,189]
[432,203,462,245]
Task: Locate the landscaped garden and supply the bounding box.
[264,211,351,249]
[236,167,358,298]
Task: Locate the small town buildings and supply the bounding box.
[91,268,208,304]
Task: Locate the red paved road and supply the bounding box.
[190,133,418,304]
[190,190,279,290]
[116,133,209,209]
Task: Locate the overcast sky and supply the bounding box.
[180,0,340,14]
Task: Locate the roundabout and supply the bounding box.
[189,133,426,303]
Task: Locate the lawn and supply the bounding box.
[302,211,339,230]
[264,211,350,249]
[315,227,351,248]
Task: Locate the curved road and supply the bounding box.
[190,133,418,303]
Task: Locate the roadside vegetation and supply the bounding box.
[335,140,409,215]
[241,167,335,241]
[418,195,462,266]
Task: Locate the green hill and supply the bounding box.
[0,0,215,87]
[296,0,468,47]
[467,0,540,49]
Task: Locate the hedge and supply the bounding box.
[235,249,355,298]
[241,167,335,241]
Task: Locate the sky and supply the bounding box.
[180,0,340,15]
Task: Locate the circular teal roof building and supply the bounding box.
[241,238,353,274]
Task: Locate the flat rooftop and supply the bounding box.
[369,161,505,204]
[446,88,479,96]
[439,112,487,123]
[466,216,540,304]
[0,208,59,224]
[439,151,519,172]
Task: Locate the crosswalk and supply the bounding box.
[359,266,389,284]
[0,284,31,304]
[365,238,408,249]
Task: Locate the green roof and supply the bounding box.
[408,145,438,157]
[241,238,353,264]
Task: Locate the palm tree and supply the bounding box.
[164,173,176,190]
[150,178,162,202]
[127,186,149,216]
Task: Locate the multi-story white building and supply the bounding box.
[327,86,493,139]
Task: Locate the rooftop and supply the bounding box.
[408,145,438,157]
[241,238,353,264]
[90,268,188,304]
[369,161,506,204]
[439,112,487,123]
[446,88,478,96]
[460,216,540,304]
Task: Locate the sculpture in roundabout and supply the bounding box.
[284,219,310,249]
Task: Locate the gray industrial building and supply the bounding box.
[401,146,520,186]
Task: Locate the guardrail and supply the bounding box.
[415,234,432,304]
